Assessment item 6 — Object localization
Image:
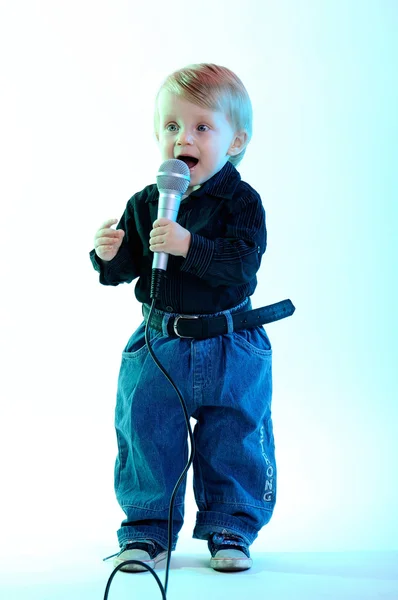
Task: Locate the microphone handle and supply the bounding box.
[152,192,182,271]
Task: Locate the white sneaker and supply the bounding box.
[112,540,168,573]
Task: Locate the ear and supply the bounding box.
[227,131,248,156]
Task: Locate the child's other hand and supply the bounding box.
[94,218,125,262]
[149,218,191,258]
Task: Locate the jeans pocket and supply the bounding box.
[232,326,272,356]
[122,322,162,359]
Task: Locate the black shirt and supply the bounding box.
[89,161,267,314]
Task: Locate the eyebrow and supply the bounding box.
[162,114,214,122]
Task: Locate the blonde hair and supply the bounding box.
[154,63,253,168]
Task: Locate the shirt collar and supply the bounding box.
[145,161,241,203]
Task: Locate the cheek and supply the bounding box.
[159,140,171,155]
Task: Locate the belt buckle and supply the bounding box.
[173,314,199,338]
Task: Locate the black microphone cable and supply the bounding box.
[103,269,195,599]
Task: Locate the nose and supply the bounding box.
[177,128,194,145]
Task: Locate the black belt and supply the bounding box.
[142,299,295,340]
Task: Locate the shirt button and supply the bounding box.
[166,306,174,312]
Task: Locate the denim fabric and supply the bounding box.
[114,297,276,551]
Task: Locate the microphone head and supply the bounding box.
[156,159,190,195]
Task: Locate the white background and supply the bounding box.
[0,0,396,567]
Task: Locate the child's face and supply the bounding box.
[156,89,242,192]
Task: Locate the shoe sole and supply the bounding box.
[210,549,253,572]
[114,549,168,573]
[210,557,253,571]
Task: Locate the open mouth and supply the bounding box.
[178,156,199,170]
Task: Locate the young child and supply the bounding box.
[90,63,276,573]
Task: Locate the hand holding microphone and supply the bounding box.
[149,218,192,258]
[151,159,190,270]
[150,158,191,299]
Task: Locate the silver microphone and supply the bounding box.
[152,159,190,271]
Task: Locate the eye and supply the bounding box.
[165,123,209,133]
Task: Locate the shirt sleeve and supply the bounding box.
[89,193,144,286]
[180,190,267,286]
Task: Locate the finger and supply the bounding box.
[149,228,164,239]
[96,235,120,244]
[149,238,165,249]
[153,218,171,228]
[96,228,121,240]
[97,243,114,252]
[95,236,118,248]
[100,218,119,229]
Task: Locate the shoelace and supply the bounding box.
[211,533,246,546]
[209,533,250,557]
[103,540,156,562]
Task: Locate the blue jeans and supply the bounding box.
[114,297,276,550]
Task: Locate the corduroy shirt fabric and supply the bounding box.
[89,161,267,314]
